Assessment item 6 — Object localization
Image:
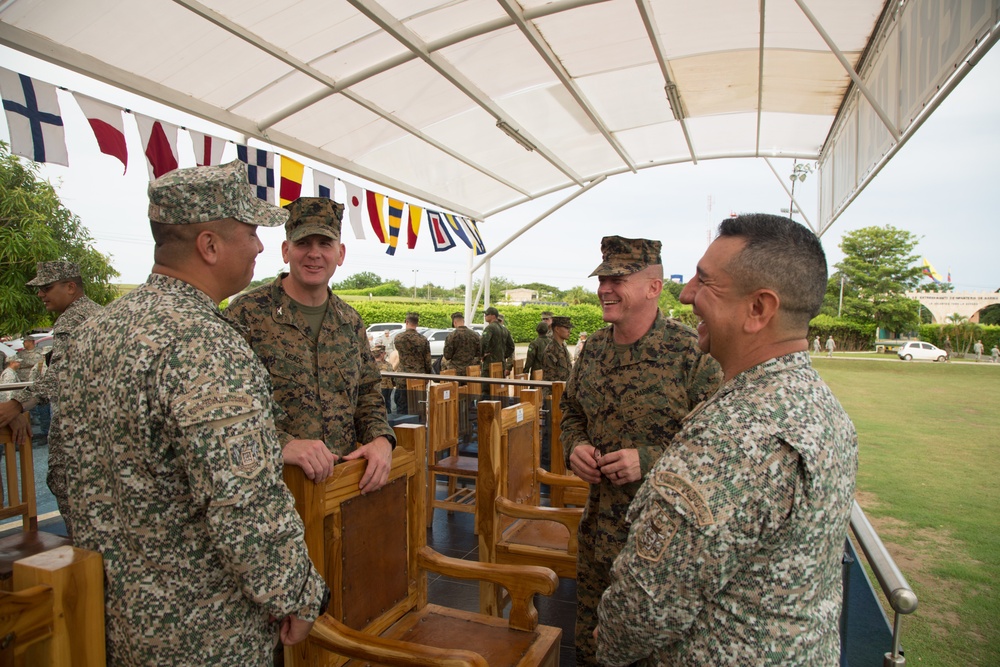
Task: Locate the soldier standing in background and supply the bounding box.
[373,343,395,412]
[0,261,103,536]
[227,197,395,489]
[59,161,328,665]
[13,336,48,445]
[480,306,507,377]
[562,236,722,665]
[522,321,550,377]
[596,214,857,666]
[540,310,554,339]
[442,311,481,373]
[393,312,434,413]
[497,313,516,375]
[541,316,573,382]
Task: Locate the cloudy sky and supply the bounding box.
[1,40,997,296]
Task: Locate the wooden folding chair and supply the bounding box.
[476,390,586,617]
[488,362,506,402]
[546,381,588,508]
[405,378,428,420]
[284,423,561,667]
[0,426,72,592]
[426,381,477,527]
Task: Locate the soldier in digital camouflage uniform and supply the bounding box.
[596,214,858,665]
[522,321,550,377]
[13,336,49,445]
[13,336,45,382]
[480,306,507,377]
[393,312,433,413]
[441,311,481,373]
[373,343,395,411]
[562,236,723,665]
[0,260,103,536]
[541,315,573,382]
[227,197,395,489]
[59,161,329,666]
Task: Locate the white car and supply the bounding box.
[897,341,948,362]
[422,328,453,358]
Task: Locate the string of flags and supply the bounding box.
[0,66,486,257]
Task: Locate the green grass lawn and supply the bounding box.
[811,358,1000,665]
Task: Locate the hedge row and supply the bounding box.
[349,301,606,344]
[917,323,1000,353]
[806,315,877,351]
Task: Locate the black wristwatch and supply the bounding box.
[318,587,331,617]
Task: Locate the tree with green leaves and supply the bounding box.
[331,271,383,290]
[0,142,119,336]
[834,225,923,334]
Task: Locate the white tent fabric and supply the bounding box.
[0,0,996,234]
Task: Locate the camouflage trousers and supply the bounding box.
[45,428,74,539]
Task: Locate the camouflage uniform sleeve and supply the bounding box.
[480,325,493,357]
[443,332,456,363]
[170,349,329,621]
[596,437,802,665]
[352,319,395,446]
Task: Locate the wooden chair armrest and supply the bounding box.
[417,546,558,630]
[310,613,487,667]
[536,468,589,491]
[495,497,581,554]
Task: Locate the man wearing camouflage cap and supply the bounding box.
[0,260,102,532]
[58,161,328,664]
[227,196,395,488]
[441,311,481,374]
[479,306,508,377]
[392,312,434,414]
[596,215,858,665]
[541,316,573,382]
[561,235,722,665]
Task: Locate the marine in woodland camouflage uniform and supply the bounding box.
[541,315,573,382]
[393,312,433,413]
[59,161,328,665]
[227,197,395,488]
[521,321,550,377]
[0,261,103,536]
[441,311,481,373]
[562,236,722,665]
[480,306,507,376]
[596,214,858,665]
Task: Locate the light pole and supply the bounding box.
[838,273,847,318]
[786,160,812,221]
[412,269,418,300]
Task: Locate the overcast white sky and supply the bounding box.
[1,41,997,296]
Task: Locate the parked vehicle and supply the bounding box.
[422,328,453,358]
[897,341,948,362]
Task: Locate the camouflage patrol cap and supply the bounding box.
[485,306,499,317]
[589,236,662,277]
[373,343,386,353]
[540,311,554,319]
[26,261,82,287]
[148,160,287,228]
[284,197,344,243]
[551,316,573,330]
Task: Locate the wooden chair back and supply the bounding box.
[405,378,428,419]
[488,363,506,401]
[0,427,72,592]
[458,366,481,442]
[440,368,457,376]
[5,545,105,666]
[513,358,524,376]
[511,373,528,400]
[476,391,585,616]
[546,381,588,508]
[284,424,561,667]
[426,382,476,527]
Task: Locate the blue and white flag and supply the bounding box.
[426,210,456,252]
[459,216,486,255]
[236,144,275,203]
[0,68,68,166]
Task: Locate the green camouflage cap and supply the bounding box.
[590,235,662,277]
[373,343,386,353]
[551,316,573,330]
[284,197,344,243]
[485,306,499,317]
[26,261,82,287]
[540,311,554,318]
[147,160,287,228]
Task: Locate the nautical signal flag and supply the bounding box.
[366,190,387,243]
[0,68,69,166]
[279,155,304,206]
[189,129,227,167]
[237,145,276,203]
[407,204,423,249]
[74,93,127,173]
[343,181,366,240]
[135,113,179,179]
[461,216,486,255]
[427,210,456,252]
[386,198,404,256]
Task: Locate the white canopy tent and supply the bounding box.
[1,0,997,313]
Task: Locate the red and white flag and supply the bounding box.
[74,93,127,173]
[343,181,366,241]
[189,129,227,167]
[135,113,179,180]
